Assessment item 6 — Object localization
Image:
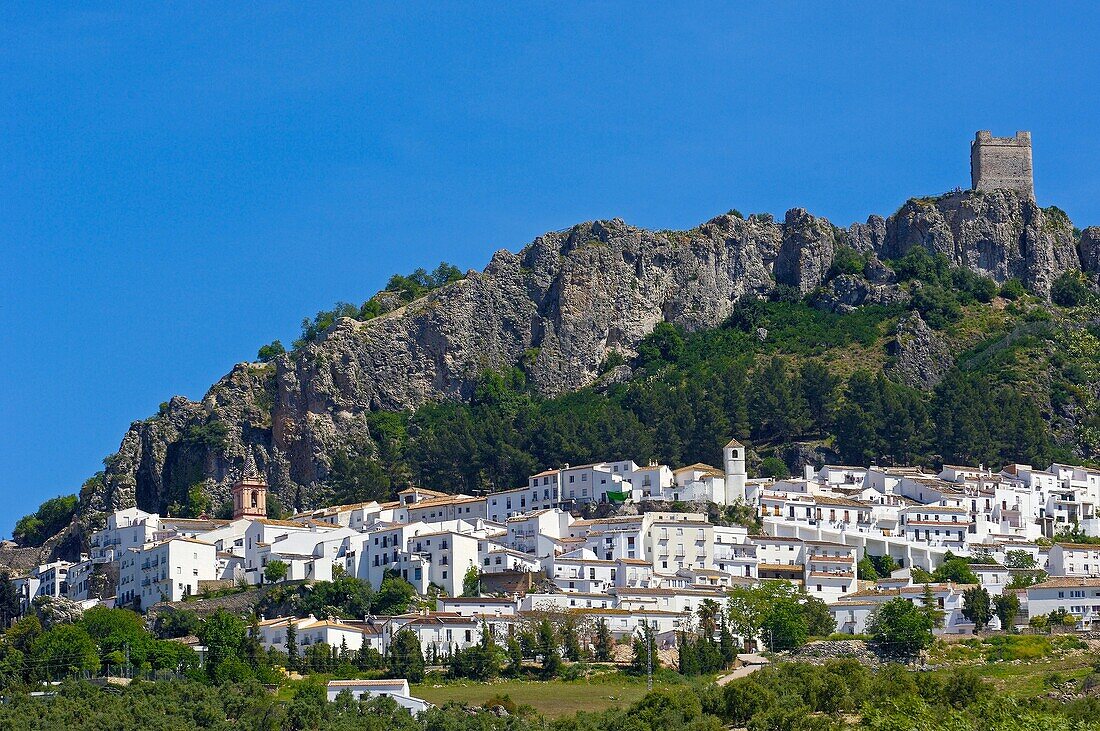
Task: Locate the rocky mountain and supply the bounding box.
[76,189,1095,523]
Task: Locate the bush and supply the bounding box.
[828,246,867,279]
[999,278,1027,300]
[1051,270,1093,307]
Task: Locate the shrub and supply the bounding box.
[256,340,286,362]
[999,278,1027,300]
[828,246,867,279]
[1051,270,1093,307]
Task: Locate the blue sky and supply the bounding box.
[2,4,1099,537]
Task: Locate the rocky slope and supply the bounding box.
[79,189,1093,520]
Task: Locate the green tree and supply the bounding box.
[858,555,880,581]
[800,360,839,431]
[505,635,523,675]
[285,619,299,669]
[726,582,801,639]
[30,624,99,679]
[0,572,19,629]
[678,632,700,676]
[999,278,1026,300]
[536,619,561,678]
[1051,270,1093,307]
[918,584,944,629]
[866,597,933,660]
[449,623,502,680]
[934,556,979,585]
[561,618,583,662]
[263,559,288,584]
[762,598,808,651]
[828,246,867,278]
[327,452,393,505]
[373,575,415,615]
[287,680,327,730]
[461,565,480,597]
[13,495,78,547]
[593,618,614,662]
[961,586,992,631]
[386,629,424,683]
[1004,550,1038,570]
[749,357,809,443]
[993,592,1020,632]
[256,340,286,362]
[199,609,246,681]
[637,322,685,367]
[79,606,153,672]
[758,457,790,479]
[801,596,836,636]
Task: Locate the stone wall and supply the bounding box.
[971,130,1034,199]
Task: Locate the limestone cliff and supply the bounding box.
[83,189,1093,517]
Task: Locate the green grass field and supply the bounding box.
[411,673,687,717]
[926,634,1096,698]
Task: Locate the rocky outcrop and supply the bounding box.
[882,190,1079,295]
[886,312,954,389]
[811,273,908,314]
[32,596,85,628]
[1080,227,1100,285]
[774,208,839,294]
[79,191,1088,519]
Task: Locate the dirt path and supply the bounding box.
[717,656,768,686]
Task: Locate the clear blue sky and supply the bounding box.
[2,4,1099,537]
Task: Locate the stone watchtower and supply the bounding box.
[231,476,268,520]
[970,130,1034,199]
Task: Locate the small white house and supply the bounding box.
[326,679,431,715]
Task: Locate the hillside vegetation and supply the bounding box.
[317,249,1099,508]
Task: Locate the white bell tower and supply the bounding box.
[723,438,747,504]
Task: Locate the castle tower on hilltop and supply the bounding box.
[970,130,1034,199]
[231,476,268,520]
[723,438,747,504]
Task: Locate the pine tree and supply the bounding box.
[994,593,1021,632]
[537,619,561,678]
[593,619,614,662]
[678,632,700,675]
[0,572,19,629]
[750,357,810,443]
[918,584,944,629]
[561,618,582,662]
[506,636,524,675]
[719,620,737,665]
[387,629,425,683]
[285,620,299,670]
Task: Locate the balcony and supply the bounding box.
[808,570,854,579]
[807,554,854,564]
